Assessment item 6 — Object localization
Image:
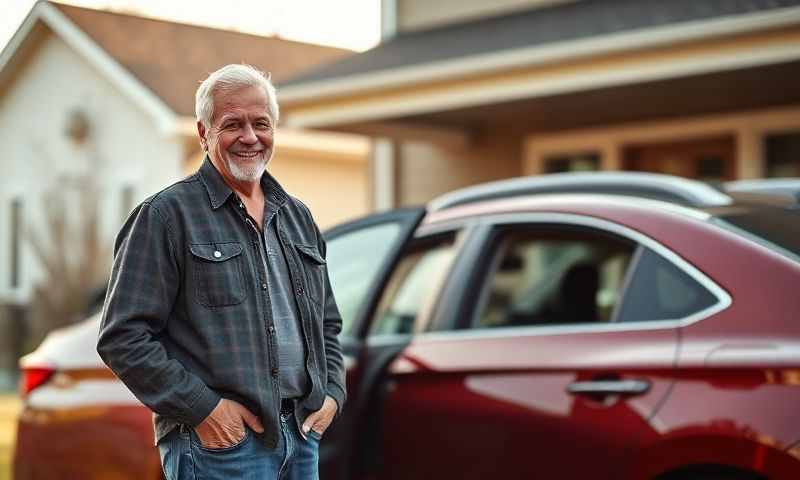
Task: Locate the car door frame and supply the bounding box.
[318,206,425,479]
[336,216,487,477]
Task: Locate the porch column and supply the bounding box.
[736,127,764,179]
[371,138,396,211]
[600,141,621,171]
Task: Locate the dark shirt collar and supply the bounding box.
[198,156,289,211]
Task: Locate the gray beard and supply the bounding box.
[228,156,268,182]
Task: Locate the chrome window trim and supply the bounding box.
[418,318,703,342]
[414,212,731,342]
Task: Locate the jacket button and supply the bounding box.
[261,283,268,290]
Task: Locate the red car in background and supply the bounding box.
[14,316,160,480]
[14,172,800,479]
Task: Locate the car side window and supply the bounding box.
[473,227,636,329]
[369,232,459,336]
[326,222,402,336]
[614,247,718,322]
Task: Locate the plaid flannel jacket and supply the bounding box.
[98,159,346,448]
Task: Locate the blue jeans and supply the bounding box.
[158,413,320,480]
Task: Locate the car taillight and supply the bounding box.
[20,367,55,397]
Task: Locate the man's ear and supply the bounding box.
[197,120,208,151]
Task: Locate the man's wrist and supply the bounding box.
[187,387,222,426]
[325,385,345,417]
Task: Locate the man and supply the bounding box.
[98,64,345,479]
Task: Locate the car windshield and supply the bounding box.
[710,203,800,262]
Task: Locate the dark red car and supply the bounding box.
[15,173,800,479]
[319,180,800,480]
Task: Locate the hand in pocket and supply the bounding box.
[194,399,263,448]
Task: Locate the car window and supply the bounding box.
[473,228,636,329]
[615,247,718,322]
[326,222,402,336]
[370,233,458,336]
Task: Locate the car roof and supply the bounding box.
[428,171,733,211]
[724,177,800,199]
[423,192,712,227]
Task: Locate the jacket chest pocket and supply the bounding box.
[190,242,246,307]
[294,244,326,303]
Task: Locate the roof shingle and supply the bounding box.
[284,0,800,87]
[53,2,353,116]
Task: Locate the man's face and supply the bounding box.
[199,85,275,183]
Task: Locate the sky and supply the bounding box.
[1,0,382,52]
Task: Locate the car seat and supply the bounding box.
[555,262,600,324]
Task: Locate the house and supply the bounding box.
[0,1,370,385]
[280,0,800,208]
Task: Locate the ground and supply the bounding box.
[0,394,19,480]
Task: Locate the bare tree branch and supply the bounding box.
[24,148,111,344]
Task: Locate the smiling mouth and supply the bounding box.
[232,151,262,159]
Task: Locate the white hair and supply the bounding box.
[195,64,279,128]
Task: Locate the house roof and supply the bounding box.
[51,2,353,117]
[284,0,800,87]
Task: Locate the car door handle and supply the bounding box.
[567,379,651,396]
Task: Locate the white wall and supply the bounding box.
[0,31,184,303]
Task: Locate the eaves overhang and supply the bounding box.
[280,6,800,129]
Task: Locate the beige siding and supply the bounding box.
[267,153,369,229]
[396,130,522,205]
[397,0,577,33]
